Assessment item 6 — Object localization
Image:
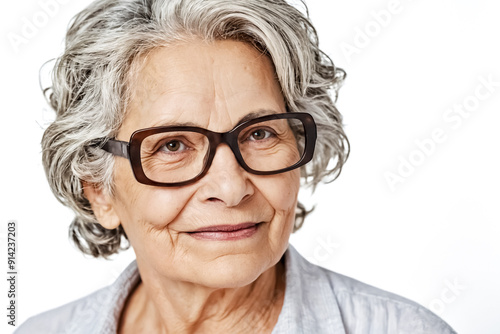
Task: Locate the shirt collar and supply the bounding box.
[272,244,346,333]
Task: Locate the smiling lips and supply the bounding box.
[188,223,260,241]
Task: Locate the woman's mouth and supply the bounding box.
[188,222,261,241]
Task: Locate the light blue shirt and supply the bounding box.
[16,245,456,333]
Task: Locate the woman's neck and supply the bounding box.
[119,259,286,334]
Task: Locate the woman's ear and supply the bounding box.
[82,182,121,230]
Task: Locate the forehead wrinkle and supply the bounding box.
[206,50,235,133]
[136,45,212,104]
[130,51,214,131]
[208,45,270,132]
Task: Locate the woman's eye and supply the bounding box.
[248,129,273,141]
[160,140,186,152]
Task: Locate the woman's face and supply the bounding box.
[99,40,299,288]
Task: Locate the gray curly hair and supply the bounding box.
[42,0,349,258]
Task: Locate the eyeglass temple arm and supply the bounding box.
[101,139,130,159]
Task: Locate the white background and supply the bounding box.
[1,0,499,333]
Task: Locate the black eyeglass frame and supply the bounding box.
[99,112,317,187]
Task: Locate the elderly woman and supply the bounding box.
[18,0,456,333]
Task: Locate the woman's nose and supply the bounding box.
[196,144,254,207]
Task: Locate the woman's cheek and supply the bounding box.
[264,170,300,210]
[116,184,194,241]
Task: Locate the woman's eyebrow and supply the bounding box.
[235,109,279,126]
[151,109,280,128]
[149,120,199,128]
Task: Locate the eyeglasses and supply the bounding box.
[98,112,316,187]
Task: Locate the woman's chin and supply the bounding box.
[192,256,275,289]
